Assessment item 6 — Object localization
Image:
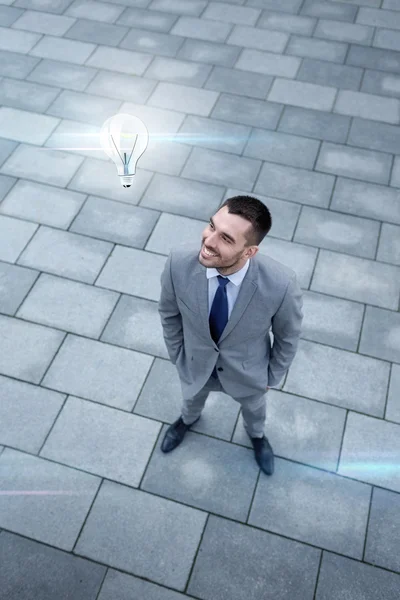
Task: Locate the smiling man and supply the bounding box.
[158,195,303,475]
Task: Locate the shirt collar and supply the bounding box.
[205,258,250,286]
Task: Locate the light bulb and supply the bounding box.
[99,113,149,188]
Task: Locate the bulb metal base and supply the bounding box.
[121,175,134,188]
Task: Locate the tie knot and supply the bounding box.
[217,275,229,288]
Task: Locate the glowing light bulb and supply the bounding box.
[99,113,149,188]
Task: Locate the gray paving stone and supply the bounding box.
[12,9,75,35]
[0,374,65,453]
[334,89,400,123]
[0,5,23,25]
[134,357,240,441]
[312,249,400,309]
[0,49,40,79]
[30,35,97,65]
[359,306,400,364]
[384,0,400,8]
[27,58,97,92]
[116,6,177,31]
[13,0,73,13]
[101,294,168,357]
[42,334,153,409]
[249,458,370,558]
[387,363,400,423]
[316,142,392,185]
[286,35,348,63]
[85,46,152,75]
[119,28,184,57]
[188,515,320,600]
[0,174,15,200]
[41,396,161,486]
[203,2,260,25]
[316,551,400,600]
[0,180,86,229]
[68,156,154,203]
[75,480,207,590]
[297,58,363,91]
[98,569,187,600]
[348,117,400,155]
[300,290,364,351]
[148,81,218,115]
[182,147,261,190]
[374,28,400,52]
[357,6,400,30]
[294,205,380,259]
[339,411,400,492]
[257,10,316,35]
[223,187,301,241]
[0,214,37,263]
[377,222,400,266]
[0,106,59,145]
[170,15,232,42]
[17,273,119,338]
[18,226,112,284]
[0,144,84,188]
[177,115,251,154]
[45,118,109,162]
[65,0,125,22]
[0,314,64,383]
[150,0,207,17]
[205,65,273,99]
[278,106,351,143]
[254,162,335,207]
[0,139,17,168]
[285,339,390,417]
[86,69,156,102]
[227,24,288,52]
[268,78,336,111]
[301,0,358,21]
[244,128,320,169]
[96,245,166,300]
[346,45,400,75]
[234,388,346,470]
[121,98,185,133]
[0,532,106,600]
[142,425,258,520]
[145,56,212,86]
[391,155,400,188]
[331,177,400,226]
[362,68,400,99]
[140,172,225,220]
[0,448,100,550]
[131,138,191,176]
[247,0,303,12]
[0,25,41,53]
[70,196,160,247]
[364,487,400,573]
[65,18,129,46]
[0,261,38,316]
[314,19,374,45]
[258,237,317,288]
[177,38,241,67]
[235,48,301,77]
[46,90,122,127]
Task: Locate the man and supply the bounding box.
[158,195,303,476]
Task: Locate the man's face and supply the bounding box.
[199,206,258,275]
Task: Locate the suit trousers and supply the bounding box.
[181,372,267,438]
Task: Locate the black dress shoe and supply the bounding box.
[161,416,200,453]
[250,435,274,475]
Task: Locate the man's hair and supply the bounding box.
[218,195,272,248]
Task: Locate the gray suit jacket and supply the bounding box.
[158,245,303,399]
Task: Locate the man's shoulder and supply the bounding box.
[256,252,297,282]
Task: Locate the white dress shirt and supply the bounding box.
[205,258,250,318]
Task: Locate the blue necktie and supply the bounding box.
[209,275,229,378]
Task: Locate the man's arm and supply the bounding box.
[158,251,184,365]
[268,273,303,387]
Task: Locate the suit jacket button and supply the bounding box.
[217,367,223,371]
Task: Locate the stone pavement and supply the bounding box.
[0,0,399,597]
